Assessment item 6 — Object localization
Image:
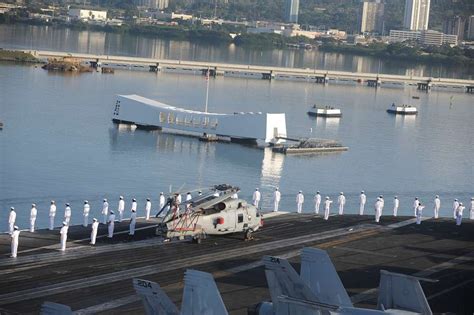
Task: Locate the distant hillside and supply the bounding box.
[165,0,474,33]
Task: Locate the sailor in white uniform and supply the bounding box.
[324,197,332,220]
[131,198,137,216]
[145,198,152,220]
[83,200,90,227]
[375,198,382,223]
[433,195,441,219]
[456,203,465,226]
[102,199,109,224]
[416,203,425,225]
[60,222,69,251]
[379,195,385,210]
[198,191,203,196]
[10,226,20,258]
[118,196,125,222]
[8,207,16,235]
[338,192,346,215]
[273,188,281,212]
[64,203,72,225]
[108,211,116,238]
[393,196,399,216]
[296,191,304,214]
[359,191,366,215]
[176,194,182,205]
[159,192,166,210]
[253,188,261,208]
[452,199,459,219]
[49,200,56,230]
[90,218,99,245]
[314,191,321,214]
[413,198,420,217]
[186,193,192,210]
[129,209,137,235]
[470,197,474,220]
[30,204,37,232]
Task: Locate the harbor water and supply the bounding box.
[1,62,473,231]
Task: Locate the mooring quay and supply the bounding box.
[1,213,473,314]
[26,49,474,93]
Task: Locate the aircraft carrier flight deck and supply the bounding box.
[1,213,473,314]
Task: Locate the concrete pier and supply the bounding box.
[25,49,474,92]
[1,213,473,313]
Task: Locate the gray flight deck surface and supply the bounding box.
[0,214,473,314]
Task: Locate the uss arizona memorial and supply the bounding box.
[112,94,288,145]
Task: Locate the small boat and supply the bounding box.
[412,96,420,99]
[387,104,418,115]
[307,105,342,118]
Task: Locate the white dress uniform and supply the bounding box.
[470,199,474,220]
[324,198,332,220]
[338,193,346,215]
[102,200,109,224]
[456,204,465,226]
[60,224,69,251]
[253,189,261,208]
[11,228,20,258]
[452,200,459,219]
[393,197,399,216]
[129,211,137,235]
[90,219,99,245]
[83,202,90,227]
[413,199,420,216]
[64,205,72,225]
[186,193,192,210]
[273,189,281,212]
[434,196,441,219]
[296,192,304,214]
[145,199,152,220]
[8,208,16,235]
[176,194,182,205]
[30,204,37,232]
[108,212,116,238]
[49,202,56,230]
[314,193,321,214]
[359,192,366,215]
[416,204,425,224]
[375,199,382,223]
[159,194,166,210]
[231,192,238,199]
[118,197,125,222]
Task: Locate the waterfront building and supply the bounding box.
[284,0,299,24]
[403,0,430,30]
[360,0,385,34]
[466,15,474,40]
[444,16,466,41]
[389,29,457,46]
[68,8,107,21]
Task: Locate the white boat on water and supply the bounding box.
[387,103,418,115]
[112,94,287,146]
[307,105,342,117]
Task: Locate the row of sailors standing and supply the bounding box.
[7,192,185,258]
[253,188,474,224]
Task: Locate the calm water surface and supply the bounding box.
[1,24,473,79]
[0,63,473,230]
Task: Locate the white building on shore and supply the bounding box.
[68,8,107,22]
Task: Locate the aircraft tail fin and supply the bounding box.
[40,302,72,315]
[300,247,353,308]
[180,269,228,315]
[377,270,433,315]
[133,278,179,315]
